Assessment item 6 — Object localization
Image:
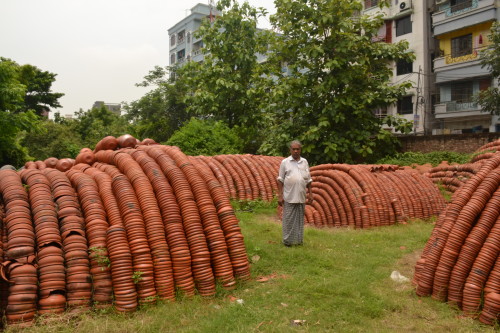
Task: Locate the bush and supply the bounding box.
[376,151,471,167]
[165,118,244,156]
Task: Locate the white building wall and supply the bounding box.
[363,0,432,134]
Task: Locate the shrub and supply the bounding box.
[165,118,244,156]
[376,151,471,167]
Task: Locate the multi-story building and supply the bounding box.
[363,0,435,134]
[92,101,121,116]
[169,1,499,135]
[432,0,499,134]
[168,3,220,67]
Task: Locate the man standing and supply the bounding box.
[277,140,313,247]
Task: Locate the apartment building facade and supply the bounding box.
[169,1,499,135]
[363,0,435,134]
[168,3,219,67]
[432,0,500,134]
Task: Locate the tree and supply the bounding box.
[124,66,192,143]
[73,106,130,148]
[17,63,64,116]
[475,22,500,115]
[260,0,413,164]
[166,118,244,156]
[181,0,272,152]
[21,119,82,161]
[0,58,41,167]
[0,58,64,116]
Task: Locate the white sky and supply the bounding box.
[0,0,275,116]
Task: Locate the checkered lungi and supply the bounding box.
[282,202,305,246]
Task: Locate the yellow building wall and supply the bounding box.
[438,21,493,57]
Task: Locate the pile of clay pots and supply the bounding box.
[0,135,250,327]
[471,138,500,163]
[302,164,446,228]
[189,155,282,202]
[414,152,500,326]
[427,162,480,193]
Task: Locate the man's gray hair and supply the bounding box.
[289,140,302,148]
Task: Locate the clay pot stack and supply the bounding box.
[427,162,481,193]
[0,135,252,325]
[305,164,446,228]
[471,138,500,163]
[66,169,113,307]
[193,155,282,201]
[413,153,500,325]
[43,168,92,311]
[2,262,38,327]
[19,169,66,315]
[0,169,37,326]
[0,202,6,326]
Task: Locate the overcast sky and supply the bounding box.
[0,0,275,116]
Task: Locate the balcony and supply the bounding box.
[433,0,495,35]
[434,52,480,69]
[434,100,485,118]
[433,49,489,83]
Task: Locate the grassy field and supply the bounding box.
[7,207,495,333]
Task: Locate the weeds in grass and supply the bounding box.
[88,247,110,268]
[132,271,143,284]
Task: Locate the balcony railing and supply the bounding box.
[193,49,203,56]
[446,100,477,112]
[445,50,478,64]
[445,0,478,17]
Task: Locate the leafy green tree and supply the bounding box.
[181,0,272,152]
[73,106,130,148]
[0,58,41,167]
[475,22,500,115]
[166,118,244,156]
[0,58,25,111]
[1,58,64,116]
[260,0,413,164]
[21,120,82,160]
[17,63,64,116]
[124,66,192,143]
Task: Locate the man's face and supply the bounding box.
[290,144,301,160]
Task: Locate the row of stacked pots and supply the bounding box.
[414,152,500,325]
[189,156,445,229]
[425,139,500,194]
[427,163,481,194]
[471,138,500,163]
[190,155,283,202]
[302,164,446,228]
[0,139,251,327]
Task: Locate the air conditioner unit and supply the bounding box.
[399,0,412,11]
[435,0,448,5]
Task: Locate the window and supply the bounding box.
[451,34,472,58]
[396,16,412,36]
[373,107,387,119]
[397,96,413,115]
[450,0,473,13]
[364,0,378,8]
[396,59,413,75]
[178,30,185,43]
[451,81,473,103]
[170,34,176,47]
[170,53,175,65]
[177,49,185,62]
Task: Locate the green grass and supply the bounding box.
[8,208,494,332]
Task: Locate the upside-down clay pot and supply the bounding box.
[117,134,137,149]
